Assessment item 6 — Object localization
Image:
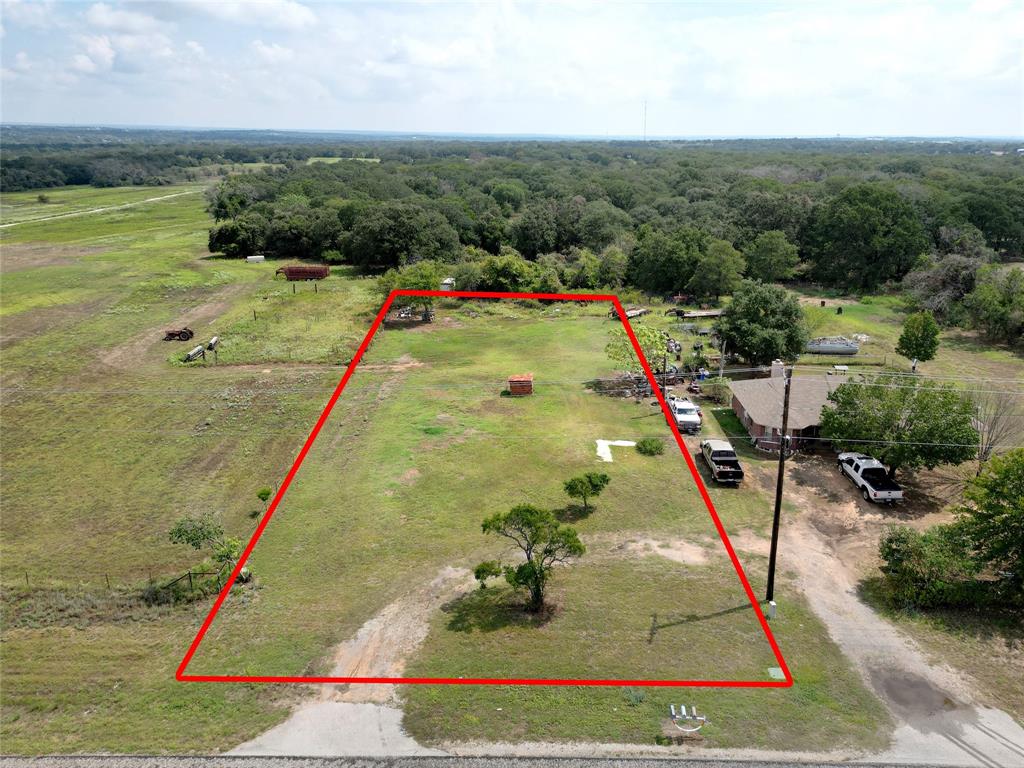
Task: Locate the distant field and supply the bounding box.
[1,183,1019,754]
[305,156,380,164]
[0,185,202,226]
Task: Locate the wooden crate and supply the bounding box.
[508,373,534,396]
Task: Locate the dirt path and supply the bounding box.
[781,457,1024,767]
[230,567,475,757]
[0,190,201,229]
[99,282,250,370]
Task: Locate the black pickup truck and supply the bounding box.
[699,439,745,485]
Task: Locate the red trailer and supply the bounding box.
[276,264,330,281]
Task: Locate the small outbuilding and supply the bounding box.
[508,373,534,396]
[440,277,456,291]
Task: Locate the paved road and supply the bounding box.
[0,758,946,768]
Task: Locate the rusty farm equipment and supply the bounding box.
[162,327,194,341]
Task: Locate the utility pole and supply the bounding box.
[765,365,792,608]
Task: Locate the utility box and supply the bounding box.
[508,374,534,396]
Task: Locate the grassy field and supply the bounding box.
[1,183,1018,754]
[305,156,380,164]
[0,185,203,226]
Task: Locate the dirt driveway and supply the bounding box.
[780,454,1024,767]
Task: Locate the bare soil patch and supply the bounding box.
[406,316,464,333]
[0,298,110,353]
[619,537,709,566]
[0,242,107,273]
[321,566,475,705]
[99,283,250,370]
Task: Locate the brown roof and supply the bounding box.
[730,375,839,431]
[508,374,534,382]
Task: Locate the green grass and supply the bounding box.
[800,294,1023,379]
[404,569,888,750]
[0,185,201,225]
[0,186,1013,754]
[305,156,380,164]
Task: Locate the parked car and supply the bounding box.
[837,453,904,504]
[668,397,703,434]
[699,439,744,484]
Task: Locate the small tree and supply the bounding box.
[169,514,242,572]
[957,449,1024,592]
[476,505,585,612]
[896,310,940,363]
[251,487,274,521]
[702,377,732,404]
[563,472,611,513]
[606,324,666,375]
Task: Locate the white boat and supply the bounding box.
[806,336,859,355]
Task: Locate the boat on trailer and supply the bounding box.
[806,336,860,355]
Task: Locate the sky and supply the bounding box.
[1,0,1022,137]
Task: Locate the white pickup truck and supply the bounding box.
[838,453,904,504]
[668,396,702,435]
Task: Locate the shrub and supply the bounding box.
[702,376,731,404]
[877,523,982,608]
[636,437,664,456]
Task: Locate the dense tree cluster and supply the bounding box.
[193,140,1020,288]
[6,131,1021,346]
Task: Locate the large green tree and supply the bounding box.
[965,265,1024,346]
[377,260,444,312]
[715,280,808,365]
[475,505,585,612]
[627,226,705,294]
[804,184,928,289]
[896,311,941,362]
[343,202,459,269]
[743,230,800,283]
[957,449,1024,591]
[686,239,746,300]
[821,375,979,478]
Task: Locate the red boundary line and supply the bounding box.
[177,289,793,688]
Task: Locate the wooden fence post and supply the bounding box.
[188,570,194,595]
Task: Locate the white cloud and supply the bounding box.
[186,0,315,30]
[251,39,294,63]
[0,0,1020,135]
[85,3,163,34]
[1,0,58,28]
[71,33,115,74]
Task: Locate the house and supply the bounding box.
[729,363,839,449]
[440,277,456,291]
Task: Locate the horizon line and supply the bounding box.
[3,122,1022,142]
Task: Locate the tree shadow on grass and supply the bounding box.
[555,503,592,523]
[443,587,554,633]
